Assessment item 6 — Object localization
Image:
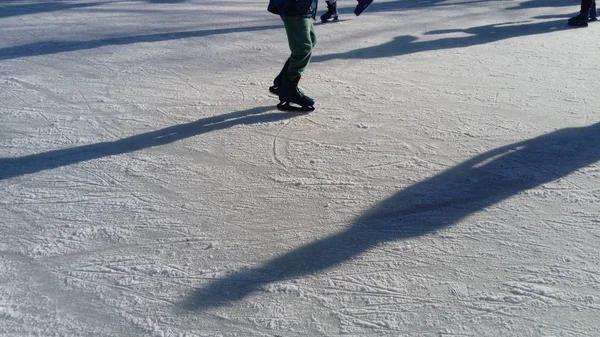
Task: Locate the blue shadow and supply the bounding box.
[0,106,300,180]
[182,122,600,310]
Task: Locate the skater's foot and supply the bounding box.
[277,75,315,112]
[321,1,339,23]
[568,13,589,27]
[354,0,373,16]
[321,13,339,23]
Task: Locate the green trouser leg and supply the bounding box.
[281,17,317,81]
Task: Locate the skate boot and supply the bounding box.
[321,0,339,23]
[354,0,373,16]
[590,3,597,22]
[277,75,315,112]
[568,10,589,27]
[269,60,290,96]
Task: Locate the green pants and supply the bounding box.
[282,17,317,80]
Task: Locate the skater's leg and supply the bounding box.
[310,20,317,49]
[269,59,290,95]
[354,0,374,16]
[581,0,593,12]
[569,0,593,26]
[276,17,316,111]
[321,0,339,23]
[270,18,315,96]
[282,17,315,81]
[590,0,597,21]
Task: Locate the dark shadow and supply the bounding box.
[0,1,101,19]
[0,106,300,180]
[312,19,566,62]
[182,121,600,311]
[507,0,573,10]
[0,24,281,61]
[349,0,571,14]
[358,0,484,14]
[533,14,572,20]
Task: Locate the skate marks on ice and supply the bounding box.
[0,106,304,180]
[182,122,600,311]
[312,19,567,62]
[0,252,143,336]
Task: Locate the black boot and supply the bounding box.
[277,75,315,112]
[354,0,374,16]
[568,10,589,27]
[269,60,290,96]
[320,0,339,23]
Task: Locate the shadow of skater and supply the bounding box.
[312,19,566,62]
[0,1,101,19]
[507,0,572,10]
[182,122,600,311]
[0,24,281,61]
[339,0,570,15]
[0,106,300,180]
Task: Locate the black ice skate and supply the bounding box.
[269,60,290,96]
[568,11,589,27]
[321,0,339,23]
[277,75,315,112]
[354,0,373,16]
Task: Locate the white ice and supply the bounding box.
[1,0,599,336]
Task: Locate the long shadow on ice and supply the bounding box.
[344,0,569,15]
[0,1,101,19]
[182,122,600,311]
[0,24,281,61]
[0,106,298,180]
[312,19,566,62]
[507,0,572,10]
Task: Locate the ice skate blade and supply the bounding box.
[277,102,315,113]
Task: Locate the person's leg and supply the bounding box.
[271,18,317,97]
[581,0,593,12]
[321,0,339,23]
[282,17,315,81]
[277,17,315,110]
[569,0,593,26]
[590,0,597,21]
[355,0,374,16]
[269,60,290,95]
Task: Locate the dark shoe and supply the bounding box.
[278,75,315,112]
[568,13,589,27]
[354,0,373,16]
[321,0,339,23]
[269,60,290,96]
